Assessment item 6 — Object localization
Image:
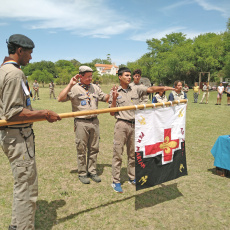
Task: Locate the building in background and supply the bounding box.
[95,63,119,76]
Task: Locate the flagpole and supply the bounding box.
[0,99,187,127]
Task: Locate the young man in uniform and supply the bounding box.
[33,79,39,100]
[0,34,61,230]
[49,81,56,99]
[109,67,174,193]
[58,66,111,184]
[129,69,149,104]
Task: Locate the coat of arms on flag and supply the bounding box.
[135,104,188,191]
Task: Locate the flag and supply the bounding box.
[135,104,187,191]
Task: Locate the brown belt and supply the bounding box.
[118,118,135,125]
[75,117,97,122]
[0,125,32,130]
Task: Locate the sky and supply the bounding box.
[0,0,230,66]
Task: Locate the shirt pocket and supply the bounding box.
[131,94,139,105]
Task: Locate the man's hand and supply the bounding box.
[70,74,81,86]
[45,110,61,123]
[112,85,119,101]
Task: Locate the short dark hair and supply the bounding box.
[118,67,131,76]
[133,69,142,75]
[7,43,31,55]
[174,80,182,87]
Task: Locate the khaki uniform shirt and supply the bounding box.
[64,83,107,118]
[129,82,149,104]
[109,84,148,121]
[49,83,54,89]
[33,82,39,89]
[0,61,32,126]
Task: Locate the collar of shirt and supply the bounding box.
[118,85,132,92]
[78,83,91,91]
[1,56,20,69]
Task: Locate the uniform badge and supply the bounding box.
[117,96,122,99]
[81,100,87,106]
[26,98,31,106]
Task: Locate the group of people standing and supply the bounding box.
[31,80,56,100]
[193,82,230,105]
[0,34,175,229]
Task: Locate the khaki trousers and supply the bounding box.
[49,89,56,98]
[75,118,99,176]
[112,120,135,183]
[33,89,39,100]
[0,127,37,230]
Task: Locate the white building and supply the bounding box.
[95,64,119,76]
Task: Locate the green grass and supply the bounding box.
[0,85,229,229]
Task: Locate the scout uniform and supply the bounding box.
[152,93,168,103]
[0,35,37,230]
[49,82,56,99]
[129,81,149,104]
[33,81,39,100]
[109,84,148,184]
[63,82,107,179]
[168,90,187,101]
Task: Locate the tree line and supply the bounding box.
[22,19,230,86]
[126,18,230,85]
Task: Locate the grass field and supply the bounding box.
[0,84,229,229]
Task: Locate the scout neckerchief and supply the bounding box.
[1,59,21,69]
[79,83,91,105]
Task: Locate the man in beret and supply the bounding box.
[109,67,174,193]
[58,66,111,184]
[0,34,61,230]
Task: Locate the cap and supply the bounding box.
[79,66,93,73]
[8,34,35,49]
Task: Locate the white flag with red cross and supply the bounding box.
[135,103,187,191]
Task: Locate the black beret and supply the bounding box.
[8,34,35,49]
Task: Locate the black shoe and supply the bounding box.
[9,225,17,230]
[79,175,90,184]
[89,174,101,183]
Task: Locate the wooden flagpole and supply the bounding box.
[0,99,187,127]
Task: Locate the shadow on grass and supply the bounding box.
[135,183,183,210]
[35,199,66,230]
[208,167,230,178]
[45,183,182,226]
[69,164,128,182]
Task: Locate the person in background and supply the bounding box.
[225,83,230,106]
[183,83,189,94]
[168,80,187,102]
[0,34,61,230]
[49,81,56,99]
[215,82,225,105]
[200,82,209,104]
[152,91,168,103]
[33,79,39,100]
[129,69,149,104]
[192,82,200,103]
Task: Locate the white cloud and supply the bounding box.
[194,0,230,18]
[0,0,138,38]
[162,0,194,11]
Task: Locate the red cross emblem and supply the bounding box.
[145,128,180,164]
